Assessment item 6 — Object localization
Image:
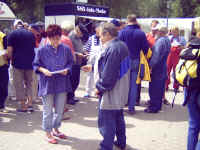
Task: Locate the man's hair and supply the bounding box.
[127,14,137,23]
[158,26,168,35]
[170,26,179,32]
[100,22,118,37]
[46,24,62,38]
[151,20,159,25]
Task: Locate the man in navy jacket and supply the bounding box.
[118,14,149,114]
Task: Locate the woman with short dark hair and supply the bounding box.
[33,24,73,144]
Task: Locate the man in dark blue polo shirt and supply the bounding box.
[118,14,149,115]
[7,19,35,112]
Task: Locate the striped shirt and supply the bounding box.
[83,34,99,52]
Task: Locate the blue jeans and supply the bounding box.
[186,88,200,150]
[128,59,140,112]
[98,109,126,150]
[42,92,66,132]
[196,142,200,150]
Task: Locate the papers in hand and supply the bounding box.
[50,69,66,74]
[0,50,6,56]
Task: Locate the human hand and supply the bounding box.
[76,52,84,58]
[40,67,52,77]
[81,64,92,72]
[2,52,9,60]
[60,69,69,75]
[95,89,101,98]
[150,68,152,74]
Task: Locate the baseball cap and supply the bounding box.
[110,19,121,27]
[13,19,23,27]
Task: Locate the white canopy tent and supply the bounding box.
[136,18,194,42]
[0,2,16,20]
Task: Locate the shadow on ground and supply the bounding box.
[0,99,43,133]
[124,101,188,122]
[57,136,138,150]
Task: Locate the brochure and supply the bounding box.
[0,50,7,66]
[50,69,66,74]
[0,50,6,56]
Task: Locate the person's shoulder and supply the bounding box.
[119,26,129,33]
[60,43,71,51]
[111,39,128,50]
[9,29,18,36]
[135,28,145,34]
[157,36,169,44]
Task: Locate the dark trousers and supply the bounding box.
[67,64,81,100]
[0,65,9,109]
[98,109,126,150]
[136,84,141,103]
[149,78,165,111]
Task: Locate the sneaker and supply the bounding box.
[52,132,67,139]
[47,137,58,144]
[16,108,27,113]
[163,99,170,105]
[27,106,34,112]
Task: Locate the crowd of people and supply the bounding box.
[0,13,200,150]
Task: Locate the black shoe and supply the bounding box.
[73,98,80,103]
[67,100,76,105]
[16,108,28,113]
[144,100,150,106]
[113,141,126,150]
[144,108,159,113]
[163,99,170,105]
[124,109,136,115]
[27,106,34,113]
[135,101,140,106]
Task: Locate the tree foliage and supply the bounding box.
[3,0,200,23]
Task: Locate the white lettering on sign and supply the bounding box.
[77,6,86,12]
[95,8,106,14]
[76,5,107,14]
[86,7,95,13]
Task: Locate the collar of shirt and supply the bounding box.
[126,24,140,30]
[47,44,62,52]
[102,37,116,49]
